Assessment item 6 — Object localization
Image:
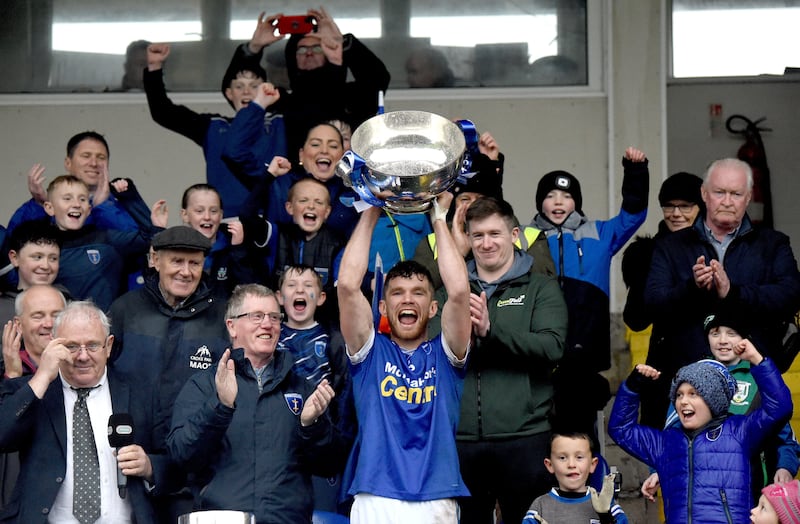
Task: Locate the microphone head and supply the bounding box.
[107,413,135,448]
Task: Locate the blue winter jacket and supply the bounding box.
[609,358,792,524]
[8,196,142,234]
[531,157,648,371]
[144,68,286,217]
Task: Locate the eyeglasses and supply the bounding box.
[232,311,283,324]
[65,342,105,353]
[296,45,323,55]
[661,204,697,214]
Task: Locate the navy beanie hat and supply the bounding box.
[452,171,502,200]
[658,172,703,207]
[703,306,751,338]
[535,170,582,213]
[670,359,737,418]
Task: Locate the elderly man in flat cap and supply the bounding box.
[108,225,232,522]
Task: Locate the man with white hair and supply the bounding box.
[646,157,800,376]
[0,301,173,522]
[0,285,66,510]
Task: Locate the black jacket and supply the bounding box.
[0,370,177,523]
[645,215,800,375]
[168,348,348,524]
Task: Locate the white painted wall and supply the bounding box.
[0,92,617,228]
[667,79,800,248]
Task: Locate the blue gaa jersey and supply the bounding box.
[277,323,331,385]
[345,330,469,501]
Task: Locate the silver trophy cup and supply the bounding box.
[336,111,466,214]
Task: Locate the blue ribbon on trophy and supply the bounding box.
[339,150,386,209]
[455,119,480,182]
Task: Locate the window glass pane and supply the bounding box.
[672,1,800,78]
[0,0,588,93]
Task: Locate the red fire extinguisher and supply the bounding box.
[725,114,773,228]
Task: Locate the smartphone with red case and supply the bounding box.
[275,15,316,35]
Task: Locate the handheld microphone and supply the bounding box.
[107,413,135,499]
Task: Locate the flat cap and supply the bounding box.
[151,226,212,253]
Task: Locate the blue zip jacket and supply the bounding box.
[168,348,346,524]
[144,67,286,217]
[531,157,648,371]
[610,358,792,524]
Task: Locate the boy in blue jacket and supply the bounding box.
[610,342,792,523]
[144,43,286,217]
[642,307,800,506]
[532,147,649,439]
[41,175,163,310]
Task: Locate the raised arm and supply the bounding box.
[308,7,344,66]
[143,43,211,146]
[0,339,72,448]
[167,359,235,468]
[337,206,380,355]
[735,338,793,453]
[221,82,287,186]
[246,11,285,55]
[338,32,391,123]
[433,196,471,360]
[608,364,664,467]
[621,146,649,214]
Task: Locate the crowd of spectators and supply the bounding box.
[1,7,799,524]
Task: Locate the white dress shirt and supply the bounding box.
[48,370,133,524]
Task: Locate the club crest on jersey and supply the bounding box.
[216,266,228,281]
[315,340,326,358]
[706,425,723,441]
[732,381,750,405]
[285,393,303,415]
[86,249,101,265]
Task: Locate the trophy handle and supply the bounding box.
[337,151,386,208]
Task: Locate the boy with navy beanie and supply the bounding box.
[532,148,649,440]
[610,336,793,523]
[643,308,800,501]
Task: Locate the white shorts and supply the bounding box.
[350,493,459,524]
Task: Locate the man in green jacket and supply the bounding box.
[431,197,567,524]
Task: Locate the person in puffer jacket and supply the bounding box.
[609,343,792,524]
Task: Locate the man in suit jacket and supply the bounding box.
[0,300,173,523]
